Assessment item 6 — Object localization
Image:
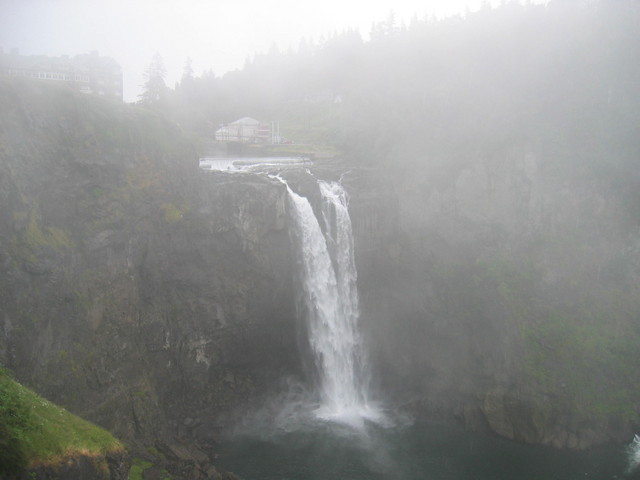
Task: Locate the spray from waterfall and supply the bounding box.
[285,179,381,427]
[626,434,640,475]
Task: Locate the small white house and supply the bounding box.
[215,117,272,144]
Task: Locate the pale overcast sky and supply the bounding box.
[1,0,547,102]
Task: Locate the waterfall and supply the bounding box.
[626,434,640,475]
[286,179,379,426]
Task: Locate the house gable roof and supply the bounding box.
[231,117,261,126]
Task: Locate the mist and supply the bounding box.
[1,1,640,479]
[0,0,522,101]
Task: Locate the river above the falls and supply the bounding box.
[217,420,630,480]
[199,156,313,172]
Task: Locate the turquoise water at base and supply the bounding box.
[218,421,629,480]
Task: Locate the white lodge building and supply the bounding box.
[0,49,123,101]
[215,117,276,144]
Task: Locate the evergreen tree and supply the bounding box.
[139,52,167,105]
[181,56,194,84]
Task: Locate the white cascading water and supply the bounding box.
[286,179,379,426]
[627,434,640,475]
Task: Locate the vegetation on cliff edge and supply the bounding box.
[0,367,124,476]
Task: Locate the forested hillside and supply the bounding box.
[164,0,639,218]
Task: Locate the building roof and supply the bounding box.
[0,50,123,100]
[0,51,120,75]
[230,117,261,126]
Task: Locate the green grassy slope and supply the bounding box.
[0,367,124,476]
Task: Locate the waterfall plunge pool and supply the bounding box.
[217,420,630,480]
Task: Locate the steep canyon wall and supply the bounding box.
[2,79,639,461]
[345,148,640,449]
[0,81,299,456]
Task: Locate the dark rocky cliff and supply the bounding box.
[0,80,299,476]
[343,148,640,450]
[2,75,639,475]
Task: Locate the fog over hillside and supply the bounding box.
[0,0,533,101]
[1,1,640,479]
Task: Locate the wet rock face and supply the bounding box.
[477,388,633,450]
[343,155,639,450]
[0,82,300,450]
